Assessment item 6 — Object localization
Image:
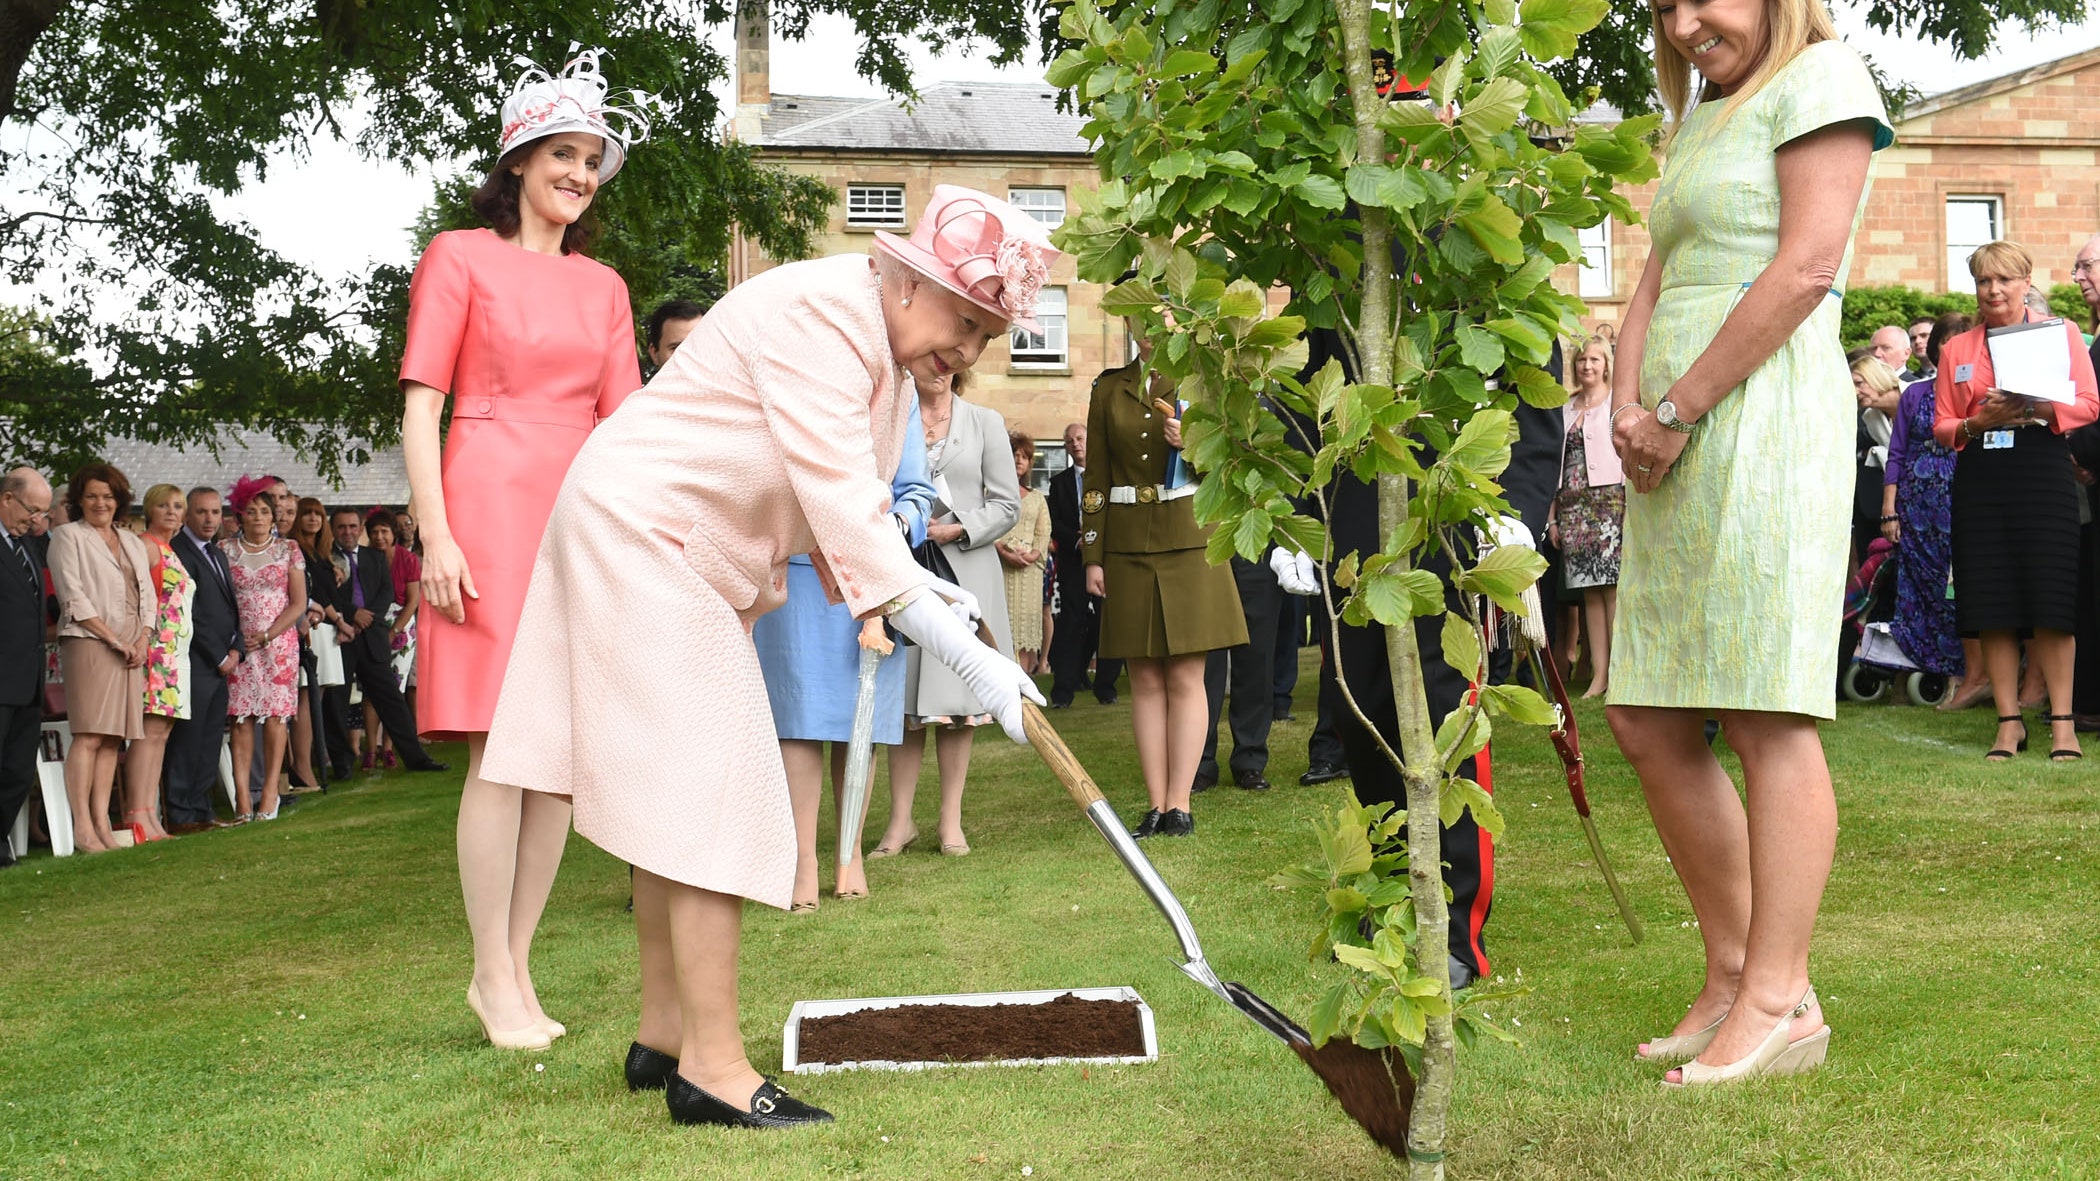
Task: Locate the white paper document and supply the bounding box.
[1985,318,2076,404]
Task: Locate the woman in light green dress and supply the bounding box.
[1605,0,1892,1088]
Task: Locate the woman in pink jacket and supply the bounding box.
[1547,337,1626,697]
[482,186,1047,1129]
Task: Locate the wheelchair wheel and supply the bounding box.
[1842,663,1889,703]
[1907,672,1952,707]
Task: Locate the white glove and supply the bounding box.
[1269,548,1320,596]
[891,592,1044,744]
[919,573,983,629]
[1481,515,1534,553]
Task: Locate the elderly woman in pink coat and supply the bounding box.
[482,186,1048,1129]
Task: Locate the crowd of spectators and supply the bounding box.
[0,464,443,864]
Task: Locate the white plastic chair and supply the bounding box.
[9,720,73,858]
[219,739,239,812]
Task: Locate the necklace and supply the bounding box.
[921,392,953,440]
[238,535,273,553]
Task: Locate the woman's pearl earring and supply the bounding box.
[901,296,912,307]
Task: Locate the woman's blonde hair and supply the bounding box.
[1655,0,1838,142]
[1967,240,2033,282]
[1850,354,1899,397]
[140,483,184,514]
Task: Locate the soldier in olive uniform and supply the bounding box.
[1081,330,1247,838]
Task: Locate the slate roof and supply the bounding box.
[93,428,407,507]
[756,81,1093,155]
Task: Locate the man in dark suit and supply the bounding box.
[0,468,53,866]
[316,508,446,773]
[165,486,241,834]
[1046,422,1122,707]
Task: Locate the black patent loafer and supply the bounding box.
[625,1042,679,1092]
[1158,808,1195,837]
[1234,770,1273,792]
[667,1074,834,1128]
[1129,809,1164,839]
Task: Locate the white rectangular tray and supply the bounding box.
[782,985,1157,1075]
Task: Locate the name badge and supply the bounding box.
[1983,429,2015,450]
[1955,363,1975,383]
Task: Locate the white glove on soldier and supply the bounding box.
[891,592,1044,744]
[1268,547,1321,596]
[919,573,983,629]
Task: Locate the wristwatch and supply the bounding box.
[1655,399,1698,434]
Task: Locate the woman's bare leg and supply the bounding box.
[664,881,766,1103]
[1127,657,1168,809]
[259,717,286,816]
[1607,704,1748,1053]
[1666,709,1831,1080]
[878,727,926,850]
[90,741,120,846]
[933,725,975,848]
[781,739,823,907]
[289,693,317,787]
[457,732,534,1032]
[633,868,681,1055]
[830,743,869,897]
[227,721,255,820]
[1582,588,1613,697]
[1982,631,2025,754]
[510,778,572,1026]
[1163,653,1209,813]
[2034,627,2080,757]
[123,715,174,838]
[65,733,111,851]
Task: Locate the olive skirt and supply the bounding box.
[1099,547,1248,659]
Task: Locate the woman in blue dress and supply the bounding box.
[1880,313,1970,685]
[752,401,936,910]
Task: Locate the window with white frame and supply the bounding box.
[1577,221,1613,298]
[1010,287,1069,368]
[845,183,907,229]
[1008,187,1067,228]
[1945,196,2003,294]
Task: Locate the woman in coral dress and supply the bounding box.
[482,186,1047,1129]
[401,51,649,1051]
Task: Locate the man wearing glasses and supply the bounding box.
[0,468,53,867]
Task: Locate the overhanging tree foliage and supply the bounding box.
[0,0,1041,477]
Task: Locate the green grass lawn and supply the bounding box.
[4,654,2097,1180]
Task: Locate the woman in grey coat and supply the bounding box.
[873,370,1020,857]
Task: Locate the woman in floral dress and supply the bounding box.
[120,485,195,841]
[221,475,307,822]
[1548,338,1626,697]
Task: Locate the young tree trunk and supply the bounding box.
[1334,2,1455,1176]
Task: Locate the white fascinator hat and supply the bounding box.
[499,44,664,182]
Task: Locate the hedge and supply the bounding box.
[1839,284,2090,352]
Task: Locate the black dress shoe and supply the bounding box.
[1049,698,1073,710]
[1094,691,1118,705]
[1299,761,1349,786]
[1157,808,1195,837]
[1190,769,1216,794]
[1447,955,1476,991]
[1234,770,1273,792]
[407,759,451,772]
[667,1074,833,1128]
[625,1042,679,1092]
[0,845,15,869]
[1130,809,1164,839]
[330,761,356,780]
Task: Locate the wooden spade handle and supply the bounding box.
[1021,701,1107,809]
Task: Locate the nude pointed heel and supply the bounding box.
[1637,1012,1724,1065]
[467,983,552,1051]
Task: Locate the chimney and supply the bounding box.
[732,0,770,142]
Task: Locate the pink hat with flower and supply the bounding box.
[874,186,1061,333]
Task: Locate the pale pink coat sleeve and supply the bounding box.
[747,291,925,618]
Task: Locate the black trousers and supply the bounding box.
[1200,555,1283,779]
[1049,582,1122,704]
[1305,603,1348,768]
[166,658,229,824]
[1330,610,1495,979]
[2077,517,2100,716]
[0,699,40,843]
[329,642,431,767]
[1272,593,1304,712]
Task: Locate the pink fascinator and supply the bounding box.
[499,44,666,182]
[873,185,1062,333]
[227,474,275,516]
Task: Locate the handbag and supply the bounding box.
[912,536,960,584]
[310,622,346,688]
